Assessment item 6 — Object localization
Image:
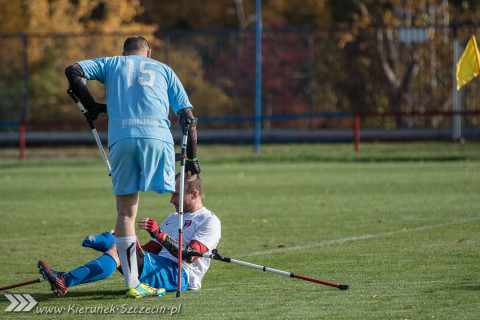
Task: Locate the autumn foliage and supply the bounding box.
[1,0,480,130]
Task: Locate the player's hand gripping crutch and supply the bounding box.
[176,117,198,298]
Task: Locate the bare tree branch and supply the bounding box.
[234,0,247,29]
[376,29,397,85]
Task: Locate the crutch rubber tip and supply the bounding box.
[338,284,349,290]
[176,291,182,298]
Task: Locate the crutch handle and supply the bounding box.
[180,118,198,135]
[67,89,95,129]
[67,88,79,103]
[212,249,225,261]
[175,153,183,162]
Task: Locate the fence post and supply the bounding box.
[307,28,313,130]
[19,121,26,160]
[354,114,360,153]
[164,32,170,65]
[452,29,462,141]
[23,33,30,124]
[253,0,262,155]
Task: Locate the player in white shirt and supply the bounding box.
[38,174,221,297]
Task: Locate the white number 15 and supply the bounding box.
[126,59,156,87]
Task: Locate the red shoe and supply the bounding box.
[38,260,68,297]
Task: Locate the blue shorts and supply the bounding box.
[139,253,188,292]
[109,138,175,195]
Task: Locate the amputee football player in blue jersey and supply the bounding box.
[65,36,200,298]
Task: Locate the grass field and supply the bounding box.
[1,142,479,319]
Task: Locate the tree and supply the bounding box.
[334,0,454,128]
[263,0,333,28]
[203,22,309,129]
[0,0,156,121]
[164,48,231,121]
[138,0,242,30]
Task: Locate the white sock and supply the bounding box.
[115,236,140,288]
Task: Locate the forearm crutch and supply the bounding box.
[194,249,349,290]
[67,89,111,177]
[0,278,45,291]
[176,117,197,298]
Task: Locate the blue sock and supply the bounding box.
[64,253,117,288]
[82,232,115,252]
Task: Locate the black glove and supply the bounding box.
[185,158,201,175]
[87,103,107,121]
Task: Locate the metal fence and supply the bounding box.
[1,25,479,143]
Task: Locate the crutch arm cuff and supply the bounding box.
[177,107,198,160]
[65,63,97,110]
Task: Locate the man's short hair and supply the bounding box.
[175,173,203,196]
[123,36,150,55]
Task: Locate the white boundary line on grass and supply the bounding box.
[236,216,480,258]
[2,217,478,247]
[0,234,81,243]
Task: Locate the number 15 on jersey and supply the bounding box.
[126,59,156,87]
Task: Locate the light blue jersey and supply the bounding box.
[78,55,193,148]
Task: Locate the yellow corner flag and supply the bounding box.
[456,35,480,90]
